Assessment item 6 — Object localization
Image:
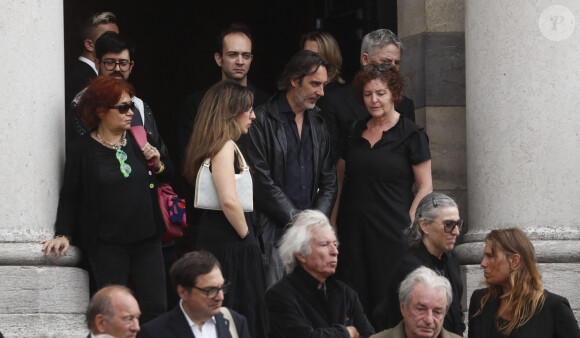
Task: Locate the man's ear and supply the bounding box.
[361,53,371,66]
[177,285,190,300]
[290,77,300,88]
[214,53,223,67]
[84,38,95,53]
[399,302,405,317]
[94,313,107,334]
[296,253,306,263]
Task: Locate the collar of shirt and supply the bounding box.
[179,299,217,337]
[78,56,98,75]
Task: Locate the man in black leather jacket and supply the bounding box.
[243,50,337,287]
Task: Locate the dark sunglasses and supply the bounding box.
[431,219,464,233]
[362,63,391,73]
[109,102,135,114]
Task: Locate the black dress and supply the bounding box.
[469,288,580,337]
[336,116,430,318]
[192,157,267,338]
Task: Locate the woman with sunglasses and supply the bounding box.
[334,64,433,319]
[41,76,172,322]
[374,192,464,335]
[182,81,267,338]
[469,228,580,337]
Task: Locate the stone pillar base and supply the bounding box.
[0,244,89,337]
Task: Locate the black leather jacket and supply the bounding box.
[243,92,337,228]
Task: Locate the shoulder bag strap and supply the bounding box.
[219,307,238,338]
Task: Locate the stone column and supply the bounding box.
[397,0,468,219]
[457,0,580,323]
[0,1,88,336]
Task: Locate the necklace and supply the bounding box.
[97,131,127,150]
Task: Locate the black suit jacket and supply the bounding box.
[318,83,415,161]
[138,304,250,338]
[468,288,580,338]
[65,59,97,105]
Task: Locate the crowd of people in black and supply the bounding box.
[36,11,579,338]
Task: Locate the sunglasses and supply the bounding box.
[430,219,464,233]
[109,102,135,114]
[362,63,391,73]
[115,149,132,178]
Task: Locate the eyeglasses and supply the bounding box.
[101,59,132,72]
[115,149,132,178]
[109,102,135,114]
[430,219,464,233]
[191,281,231,298]
[362,63,391,73]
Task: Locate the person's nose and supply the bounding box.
[235,54,244,64]
[423,310,434,325]
[127,108,134,116]
[371,94,379,103]
[451,224,460,236]
[316,85,325,97]
[249,109,256,120]
[480,256,487,268]
[130,318,140,332]
[215,289,225,301]
[330,243,338,256]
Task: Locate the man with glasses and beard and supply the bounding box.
[66,31,168,163]
[139,251,250,338]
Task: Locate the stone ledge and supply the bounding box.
[0,313,87,337]
[0,243,81,266]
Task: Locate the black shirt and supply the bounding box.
[278,94,314,210]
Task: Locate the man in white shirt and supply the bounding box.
[138,251,250,338]
[86,285,141,338]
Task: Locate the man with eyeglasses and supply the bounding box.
[67,31,169,163]
[318,28,416,163]
[139,251,250,338]
[177,23,269,163]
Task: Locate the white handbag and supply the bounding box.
[194,142,253,212]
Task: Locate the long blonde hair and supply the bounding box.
[182,81,253,184]
[473,228,545,336]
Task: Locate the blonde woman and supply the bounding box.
[469,228,580,337]
[182,80,266,338]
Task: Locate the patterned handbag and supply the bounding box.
[194,141,253,212]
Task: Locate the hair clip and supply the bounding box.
[432,196,438,208]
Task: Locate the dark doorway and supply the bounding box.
[64,0,397,181]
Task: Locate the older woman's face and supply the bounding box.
[99,91,134,131]
[481,242,512,289]
[421,206,460,258]
[363,78,394,118]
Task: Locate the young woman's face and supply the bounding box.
[235,107,256,134]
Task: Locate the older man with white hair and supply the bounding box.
[266,210,374,338]
[371,267,460,338]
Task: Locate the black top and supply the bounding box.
[335,115,430,316]
[55,132,173,251]
[92,137,157,242]
[375,242,465,335]
[469,288,580,338]
[278,94,314,210]
[317,82,415,162]
[266,265,375,338]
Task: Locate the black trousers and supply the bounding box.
[88,236,167,323]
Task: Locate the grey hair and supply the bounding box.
[399,266,452,311]
[278,209,335,274]
[360,29,403,64]
[404,192,458,247]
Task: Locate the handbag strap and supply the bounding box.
[201,140,248,171]
[129,126,155,169]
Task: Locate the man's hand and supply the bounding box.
[346,326,360,338]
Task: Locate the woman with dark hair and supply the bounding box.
[374,192,464,335]
[41,76,172,322]
[469,227,580,337]
[182,81,267,338]
[334,64,433,318]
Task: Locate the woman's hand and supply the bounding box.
[40,236,70,258]
[141,142,162,172]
